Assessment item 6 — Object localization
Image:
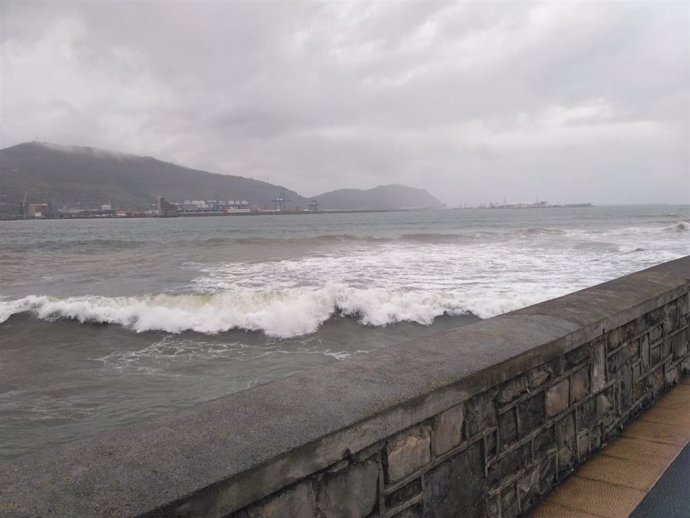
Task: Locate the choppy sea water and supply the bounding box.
[0,206,688,457]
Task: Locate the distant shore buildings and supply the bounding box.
[0,193,321,219]
[1,190,424,220]
[175,199,251,215]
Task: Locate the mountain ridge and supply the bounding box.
[0,141,444,212]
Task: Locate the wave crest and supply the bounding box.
[0,286,498,338]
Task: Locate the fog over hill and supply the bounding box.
[0,142,443,211]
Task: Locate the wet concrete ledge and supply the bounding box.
[0,257,689,518]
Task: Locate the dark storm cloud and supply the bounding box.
[1,0,688,205]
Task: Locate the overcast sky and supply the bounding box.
[1,1,688,205]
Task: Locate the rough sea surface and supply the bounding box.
[0,206,688,457]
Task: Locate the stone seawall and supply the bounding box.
[1,257,689,518]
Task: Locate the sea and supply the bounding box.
[0,205,688,458]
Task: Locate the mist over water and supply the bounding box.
[0,206,688,457]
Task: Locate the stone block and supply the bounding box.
[633,316,648,337]
[661,335,672,359]
[670,329,688,360]
[651,342,662,365]
[640,335,651,371]
[633,378,649,402]
[488,447,524,485]
[533,357,566,385]
[556,413,576,448]
[485,429,498,460]
[487,494,501,518]
[620,365,633,409]
[596,393,611,416]
[664,362,680,386]
[395,504,422,518]
[652,367,665,397]
[576,398,597,430]
[465,390,498,438]
[536,451,557,495]
[566,345,589,369]
[608,327,624,352]
[577,431,590,459]
[591,341,606,391]
[317,459,379,518]
[534,426,555,455]
[589,428,602,452]
[556,413,576,476]
[422,441,485,518]
[518,392,545,438]
[431,404,464,457]
[501,485,519,518]
[519,442,532,466]
[570,367,590,403]
[632,360,642,380]
[385,478,422,510]
[628,339,640,363]
[645,308,664,328]
[664,302,681,333]
[608,347,630,374]
[623,321,637,342]
[551,356,567,377]
[499,408,518,448]
[498,376,528,404]
[518,466,541,512]
[557,447,574,477]
[650,324,663,343]
[246,481,315,518]
[528,365,552,389]
[386,424,431,483]
[596,391,615,427]
[545,378,570,417]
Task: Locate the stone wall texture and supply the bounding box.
[1,257,688,518]
[228,290,689,518]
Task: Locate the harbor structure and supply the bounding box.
[26,203,50,218]
[156,196,178,217]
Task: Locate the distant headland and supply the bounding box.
[0,142,445,219]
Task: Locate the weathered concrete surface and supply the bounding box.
[0,256,688,518]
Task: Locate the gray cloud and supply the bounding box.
[1,0,688,205]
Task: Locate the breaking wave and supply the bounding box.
[666,221,688,232]
[0,286,538,339]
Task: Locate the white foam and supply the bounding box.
[0,287,482,338]
[1,218,687,339]
[0,273,648,339]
